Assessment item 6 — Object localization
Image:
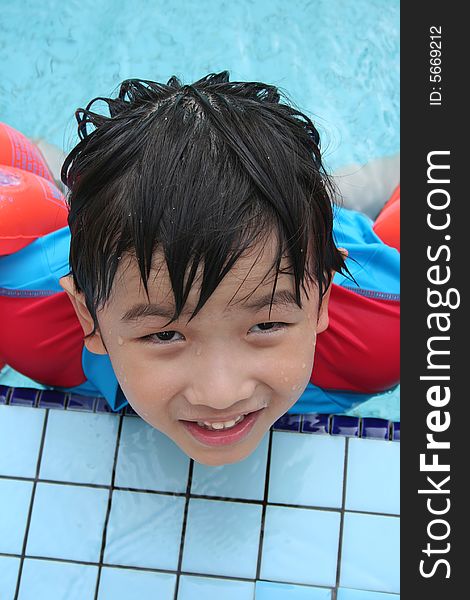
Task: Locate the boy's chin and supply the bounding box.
[178,435,260,467]
[188,448,254,467]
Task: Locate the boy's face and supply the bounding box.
[60,232,332,466]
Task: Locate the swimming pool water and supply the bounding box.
[0,0,399,172]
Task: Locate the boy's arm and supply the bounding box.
[332,152,400,220]
[31,137,67,194]
[312,198,400,395]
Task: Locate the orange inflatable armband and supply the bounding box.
[0,165,69,255]
[0,122,69,256]
[373,184,400,252]
[0,122,55,183]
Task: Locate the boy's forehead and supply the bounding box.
[118,252,289,293]
[113,236,293,305]
[99,229,321,326]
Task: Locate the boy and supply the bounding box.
[0,71,399,466]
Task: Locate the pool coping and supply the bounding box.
[0,385,400,442]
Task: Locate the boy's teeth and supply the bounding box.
[197,414,246,430]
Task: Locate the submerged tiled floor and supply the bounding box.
[0,386,400,600]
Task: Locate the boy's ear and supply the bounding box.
[316,282,333,334]
[316,247,348,334]
[59,275,108,355]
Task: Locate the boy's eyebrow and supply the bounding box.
[120,289,301,323]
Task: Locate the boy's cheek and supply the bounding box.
[116,365,179,421]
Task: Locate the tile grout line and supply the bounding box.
[173,457,195,600]
[333,436,349,600]
[0,473,399,517]
[0,550,342,589]
[13,408,50,600]
[93,412,125,600]
[255,428,274,591]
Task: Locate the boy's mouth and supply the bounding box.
[179,401,268,425]
[180,407,266,447]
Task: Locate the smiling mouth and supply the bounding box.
[182,412,251,424]
[180,407,266,446]
[180,404,267,424]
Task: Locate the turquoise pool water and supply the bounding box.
[0,0,399,172]
[0,1,400,598]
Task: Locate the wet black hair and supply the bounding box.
[61,70,349,340]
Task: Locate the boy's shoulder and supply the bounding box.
[0,227,127,412]
[332,206,400,297]
[0,225,70,293]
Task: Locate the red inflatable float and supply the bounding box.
[373,183,400,252]
[0,122,69,256]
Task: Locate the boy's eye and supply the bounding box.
[139,322,291,345]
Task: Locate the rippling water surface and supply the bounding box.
[0,0,399,170]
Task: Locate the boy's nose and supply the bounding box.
[191,373,258,412]
[188,355,258,411]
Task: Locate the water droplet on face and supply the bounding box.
[117,336,124,345]
[302,363,306,369]
[283,377,289,382]
[291,384,297,391]
[196,347,202,356]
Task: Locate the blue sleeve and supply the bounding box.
[332,206,400,297]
